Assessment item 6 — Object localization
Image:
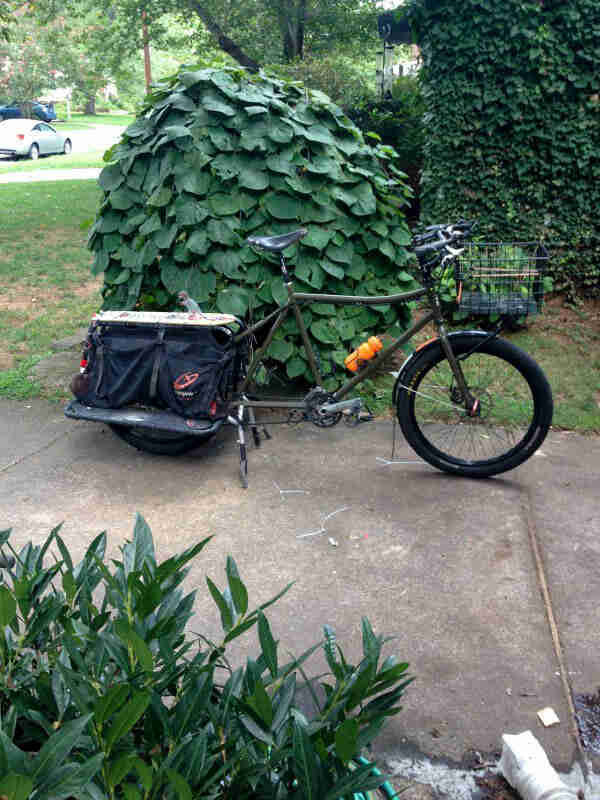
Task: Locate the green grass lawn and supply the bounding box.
[55,112,135,130]
[0,150,107,173]
[0,180,103,396]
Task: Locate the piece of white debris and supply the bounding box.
[537,707,560,727]
[328,537,339,547]
[506,688,513,696]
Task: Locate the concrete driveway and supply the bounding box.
[1,394,599,796]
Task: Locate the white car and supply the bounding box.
[0,118,72,160]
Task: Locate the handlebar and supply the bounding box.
[413,220,475,259]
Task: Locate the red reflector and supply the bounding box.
[80,359,88,368]
[209,401,217,416]
[16,134,25,141]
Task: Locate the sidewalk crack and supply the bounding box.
[0,430,71,474]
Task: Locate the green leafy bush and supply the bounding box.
[344,75,425,215]
[0,517,412,799]
[89,66,416,386]
[404,0,600,300]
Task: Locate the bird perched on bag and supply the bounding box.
[177,291,203,313]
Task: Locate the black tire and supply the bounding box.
[63,139,72,155]
[29,143,39,160]
[396,332,553,477]
[109,424,214,456]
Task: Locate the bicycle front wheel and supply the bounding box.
[396,332,553,477]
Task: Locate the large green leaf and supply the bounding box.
[161,262,215,301]
[292,721,322,800]
[147,186,173,207]
[321,259,345,279]
[109,187,139,210]
[0,585,16,627]
[33,715,93,778]
[207,219,237,245]
[267,119,294,143]
[347,182,377,216]
[264,193,303,220]
[216,288,249,316]
[0,774,34,800]
[201,92,236,116]
[98,163,124,192]
[209,192,243,215]
[105,692,151,754]
[114,620,153,672]
[238,167,269,191]
[209,250,242,278]
[186,230,209,256]
[335,718,359,762]
[269,338,294,362]
[175,171,210,195]
[326,241,353,264]
[154,224,178,250]
[266,153,296,176]
[311,319,338,344]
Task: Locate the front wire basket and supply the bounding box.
[454,241,549,317]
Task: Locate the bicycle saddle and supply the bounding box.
[246,229,307,252]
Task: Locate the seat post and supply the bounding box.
[279,253,290,282]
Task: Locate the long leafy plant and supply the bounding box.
[0,516,412,799]
[89,66,416,387]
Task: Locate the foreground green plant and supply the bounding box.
[0,516,412,799]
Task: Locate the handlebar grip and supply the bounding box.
[414,231,464,258]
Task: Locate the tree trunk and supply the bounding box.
[84,96,96,115]
[280,0,306,62]
[189,1,260,72]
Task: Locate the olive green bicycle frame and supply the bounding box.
[232,277,471,413]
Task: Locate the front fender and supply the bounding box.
[392,330,486,405]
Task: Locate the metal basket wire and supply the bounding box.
[454,242,549,317]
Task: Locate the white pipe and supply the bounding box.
[499,731,578,800]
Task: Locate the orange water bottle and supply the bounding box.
[344,336,383,372]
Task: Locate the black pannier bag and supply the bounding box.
[75,321,241,420]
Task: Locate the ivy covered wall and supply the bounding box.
[406,0,600,297]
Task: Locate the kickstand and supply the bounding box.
[245,399,261,448]
[244,396,272,446]
[229,404,249,489]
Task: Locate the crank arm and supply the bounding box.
[320,398,362,414]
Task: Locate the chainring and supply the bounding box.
[304,387,342,428]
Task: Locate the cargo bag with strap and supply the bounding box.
[75,323,237,420]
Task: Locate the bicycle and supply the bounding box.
[65,221,554,486]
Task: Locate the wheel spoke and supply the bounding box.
[408,347,537,464]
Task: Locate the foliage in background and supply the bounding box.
[0,15,58,102]
[267,54,375,109]
[0,0,15,41]
[344,75,425,217]
[0,516,412,799]
[90,66,414,387]
[403,0,600,300]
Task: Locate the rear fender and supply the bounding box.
[392,330,486,405]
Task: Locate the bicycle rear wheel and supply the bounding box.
[109,424,213,456]
[396,332,552,477]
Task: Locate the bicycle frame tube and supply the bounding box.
[236,280,432,399]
